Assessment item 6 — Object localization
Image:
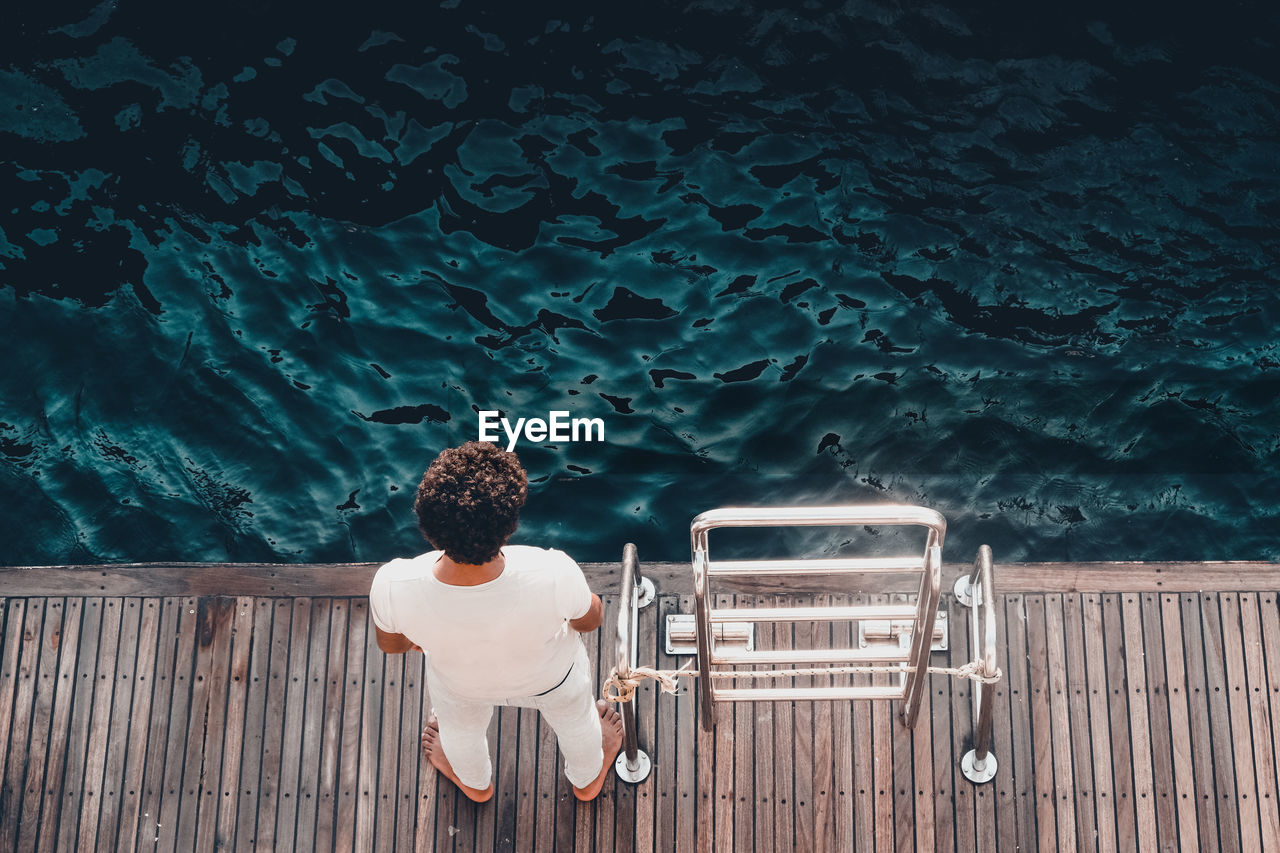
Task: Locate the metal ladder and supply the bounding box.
[612,504,1000,784]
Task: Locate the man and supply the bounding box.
[369,441,623,803]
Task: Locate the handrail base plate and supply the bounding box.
[961,749,998,783]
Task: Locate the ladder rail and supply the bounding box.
[691,505,947,731]
[899,544,943,727]
[613,543,654,783]
[969,544,998,769]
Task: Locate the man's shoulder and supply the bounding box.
[503,544,579,570]
[371,552,439,587]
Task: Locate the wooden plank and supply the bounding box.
[355,596,389,850]
[417,660,442,850]
[949,590,977,853]
[0,600,26,814]
[967,589,993,853]
[713,593,737,852]
[20,559,1280,597]
[153,597,199,853]
[654,594,680,853]
[95,597,142,852]
[1182,593,1227,852]
[791,593,815,853]
[830,595,853,852]
[890,592,915,853]
[1025,595,1059,851]
[317,598,353,852]
[1221,594,1263,850]
[1082,593,1118,853]
[1121,593,1158,852]
[504,697,535,853]
[532,668,560,853]
[1006,594,1037,853]
[572,613,597,853]
[375,638,405,853]
[2,598,46,853]
[294,599,333,853]
[35,598,84,853]
[77,596,125,851]
[16,598,68,852]
[1102,594,1139,847]
[929,592,956,853]
[1260,594,1280,850]
[1044,594,1077,852]
[911,634,936,853]
[990,592,1018,852]
[253,599,292,851]
[173,597,219,851]
[1239,593,1280,848]
[1201,593,1243,853]
[495,707,520,852]
[581,595,609,853]
[813,595,838,853]
[10,560,1280,597]
[1140,592,1178,850]
[674,594,697,853]
[911,591,942,853]
[209,597,254,849]
[193,596,236,853]
[277,598,316,850]
[634,582,660,853]
[233,599,274,851]
[130,598,182,851]
[770,599,795,853]
[1062,593,1097,849]
[1159,594,1200,850]
[114,597,163,851]
[871,594,895,853]
[396,640,426,853]
[56,597,103,851]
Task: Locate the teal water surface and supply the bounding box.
[1,2,1278,566]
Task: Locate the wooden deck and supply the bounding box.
[2,562,1280,851]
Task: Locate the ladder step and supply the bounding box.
[716,685,907,702]
[709,604,919,624]
[708,557,924,576]
[710,646,910,666]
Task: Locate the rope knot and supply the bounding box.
[602,662,692,703]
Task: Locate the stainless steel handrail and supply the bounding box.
[690,505,947,731]
[960,544,999,783]
[900,543,942,726]
[613,543,653,783]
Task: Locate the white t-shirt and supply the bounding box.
[368,545,593,700]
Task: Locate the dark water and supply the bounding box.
[2,1,1278,567]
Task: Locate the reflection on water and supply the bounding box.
[1,2,1278,564]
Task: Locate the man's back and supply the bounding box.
[369,544,593,699]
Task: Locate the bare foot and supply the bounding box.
[421,718,494,803]
[573,700,624,802]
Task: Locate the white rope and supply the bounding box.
[603,659,1003,704]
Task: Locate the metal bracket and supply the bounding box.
[954,575,982,608]
[665,614,754,656]
[635,576,656,609]
[858,611,948,652]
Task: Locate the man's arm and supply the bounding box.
[375,625,420,654]
[568,593,604,634]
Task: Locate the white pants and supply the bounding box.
[428,641,603,789]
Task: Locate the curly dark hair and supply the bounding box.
[413,441,528,565]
